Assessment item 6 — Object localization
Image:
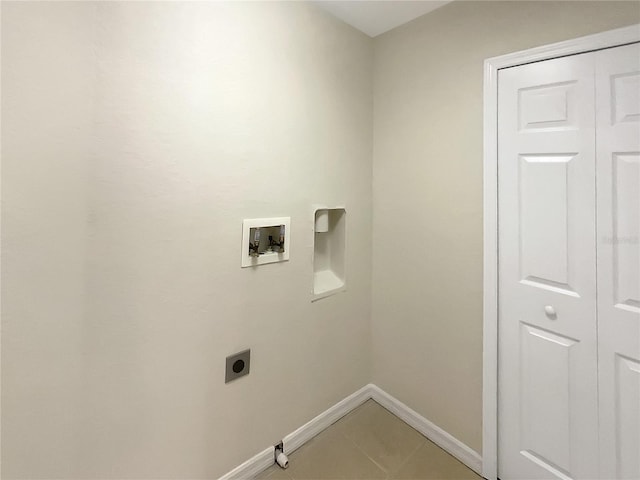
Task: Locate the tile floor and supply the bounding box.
[256,400,483,480]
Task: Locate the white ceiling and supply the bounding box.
[312,1,453,37]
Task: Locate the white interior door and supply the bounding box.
[498,53,599,480]
[596,43,640,480]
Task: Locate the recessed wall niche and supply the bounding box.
[313,207,346,301]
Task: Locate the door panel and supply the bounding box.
[615,355,640,480]
[518,81,578,132]
[612,71,640,124]
[613,153,639,310]
[498,53,599,480]
[519,323,578,477]
[519,154,575,293]
[596,43,640,480]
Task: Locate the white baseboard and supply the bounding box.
[282,384,372,454]
[218,383,483,479]
[218,446,274,480]
[369,384,483,476]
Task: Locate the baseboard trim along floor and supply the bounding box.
[219,383,483,479]
[368,385,482,475]
[218,446,276,480]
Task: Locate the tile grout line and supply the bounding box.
[338,401,429,480]
[326,401,385,474]
[340,428,389,476]
[385,437,427,480]
[280,415,382,480]
[337,401,391,475]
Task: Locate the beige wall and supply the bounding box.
[371,0,640,454]
[1,2,372,478]
[3,1,640,478]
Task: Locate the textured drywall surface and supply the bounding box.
[371,0,640,454]
[3,0,639,476]
[1,2,373,478]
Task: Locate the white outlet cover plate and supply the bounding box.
[241,217,291,268]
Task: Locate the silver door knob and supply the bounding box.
[544,305,557,319]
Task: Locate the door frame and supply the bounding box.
[482,24,640,480]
